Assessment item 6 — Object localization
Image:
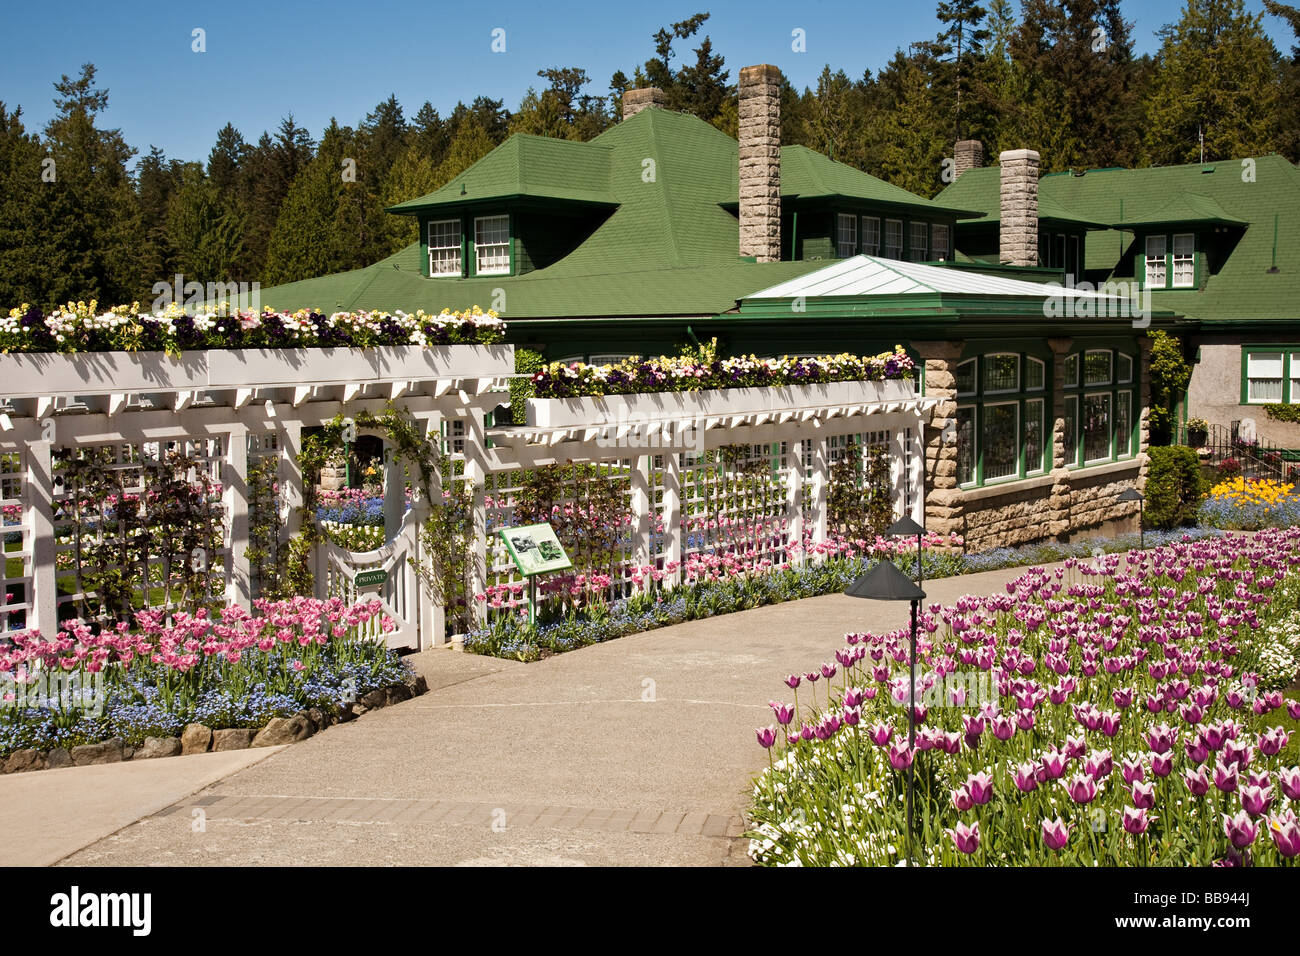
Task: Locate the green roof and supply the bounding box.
[386,135,618,213]
[938,155,1300,322]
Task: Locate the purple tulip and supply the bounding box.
[1179,702,1204,725]
[1184,738,1209,765]
[1259,727,1289,757]
[1213,760,1240,794]
[1041,749,1069,781]
[1241,784,1273,817]
[1184,767,1210,796]
[842,687,864,709]
[1278,767,1300,801]
[1221,739,1252,770]
[888,742,914,770]
[1222,810,1258,850]
[992,715,1015,741]
[1099,711,1122,738]
[869,722,893,747]
[952,786,975,812]
[1122,806,1150,836]
[1145,723,1177,755]
[1131,781,1156,810]
[756,726,778,749]
[1268,810,1300,858]
[1112,687,1135,708]
[1121,756,1146,785]
[769,701,795,726]
[948,821,980,855]
[1015,709,1036,731]
[1014,762,1039,793]
[1064,734,1087,761]
[1151,752,1174,778]
[784,674,801,689]
[820,662,837,680]
[1084,750,1113,781]
[966,771,995,806]
[1065,772,1098,805]
[1042,817,1071,851]
[805,672,820,684]
[843,707,861,727]
[1201,723,1228,751]
[1287,698,1300,721]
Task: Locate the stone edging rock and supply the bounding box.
[0,676,427,775]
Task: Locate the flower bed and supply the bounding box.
[0,597,415,764]
[463,527,1228,661]
[1199,476,1300,531]
[531,347,916,399]
[2,303,503,353]
[747,529,1300,866]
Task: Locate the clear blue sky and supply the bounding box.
[0,0,1293,164]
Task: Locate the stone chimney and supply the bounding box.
[622,87,666,119]
[954,140,984,179]
[738,64,782,262]
[999,148,1040,267]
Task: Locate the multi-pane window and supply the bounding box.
[1144,235,1167,287]
[884,219,903,259]
[1245,350,1287,403]
[862,217,881,256]
[932,223,951,261]
[954,350,1050,487]
[474,215,510,275]
[1062,348,1136,467]
[1172,233,1195,287]
[908,222,928,261]
[428,219,462,276]
[836,214,858,258]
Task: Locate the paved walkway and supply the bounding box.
[7,562,1056,867]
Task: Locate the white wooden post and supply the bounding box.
[223,425,251,606]
[277,417,303,544]
[383,441,404,544]
[891,421,907,520]
[464,412,488,628]
[630,454,651,591]
[27,440,57,634]
[909,422,926,526]
[808,437,829,561]
[416,413,443,648]
[661,451,682,589]
[786,440,803,566]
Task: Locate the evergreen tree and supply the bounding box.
[410,102,450,167]
[262,121,344,286]
[381,144,438,250]
[934,0,991,141]
[1142,0,1282,164]
[0,103,67,306]
[1263,0,1300,160]
[874,48,948,196]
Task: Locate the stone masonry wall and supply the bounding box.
[738,64,782,263]
[999,149,1040,267]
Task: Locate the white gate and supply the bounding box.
[315,509,422,650]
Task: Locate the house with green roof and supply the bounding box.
[263,66,1177,553]
[939,151,1300,453]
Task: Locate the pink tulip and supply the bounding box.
[1222,810,1258,850]
[888,742,914,770]
[948,821,980,855]
[965,771,994,806]
[1259,727,1289,757]
[1040,749,1068,781]
[769,701,795,726]
[1013,762,1039,793]
[1278,767,1300,801]
[1241,785,1273,818]
[1065,772,1098,805]
[1213,760,1239,794]
[1084,750,1113,781]
[1268,810,1300,857]
[1122,806,1149,836]
[756,726,778,749]
[1151,752,1174,778]
[1184,767,1210,796]
[1130,781,1155,810]
[1042,817,1071,851]
[1121,756,1145,785]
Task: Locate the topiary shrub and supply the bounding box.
[1145,445,1207,529]
[511,348,544,424]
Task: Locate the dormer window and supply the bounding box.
[474,215,510,275]
[907,222,928,261]
[1171,233,1195,287]
[428,219,462,277]
[932,223,951,261]
[1144,235,1167,287]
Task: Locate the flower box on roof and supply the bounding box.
[527,378,917,429]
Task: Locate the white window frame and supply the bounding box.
[932,223,951,261]
[1291,352,1300,404]
[836,213,858,259]
[1246,350,1285,404]
[1025,397,1046,475]
[1171,233,1195,288]
[1144,235,1167,288]
[427,218,462,277]
[862,216,881,256]
[884,219,903,259]
[907,222,928,261]
[473,214,510,276]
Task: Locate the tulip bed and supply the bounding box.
[748,529,1300,866]
[0,597,411,756]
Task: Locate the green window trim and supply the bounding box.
[955,349,1053,488]
[1240,344,1300,405]
[1063,348,1138,469]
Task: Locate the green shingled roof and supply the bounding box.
[386,135,618,212]
[267,107,953,318]
[937,156,1300,323]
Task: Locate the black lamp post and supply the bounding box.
[885,514,926,587]
[1118,487,1145,549]
[846,559,927,865]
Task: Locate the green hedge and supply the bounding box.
[1145,446,1207,529]
[511,348,545,424]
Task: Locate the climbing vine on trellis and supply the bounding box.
[827,440,893,540]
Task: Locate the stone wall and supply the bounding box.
[1068,464,1144,536]
[913,340,965,538]
[960,479,1057,553]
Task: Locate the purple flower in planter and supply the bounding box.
[1122,806,1150,836]
[948,821,980,854]
[1222,810,1258,850]
[1042,817,1071,851]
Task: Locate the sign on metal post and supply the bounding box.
[498,523,572,625]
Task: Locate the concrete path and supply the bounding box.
[23,562,1055,867]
